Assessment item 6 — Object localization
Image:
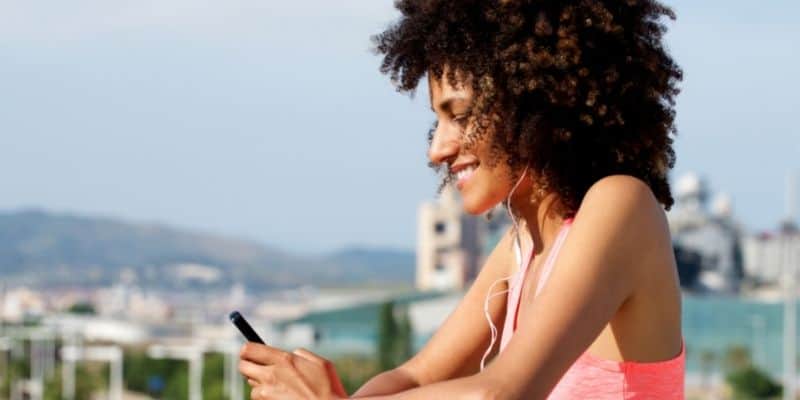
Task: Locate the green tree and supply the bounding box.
[163,367,189,399]
[377,301,398,371]
[43,363,107,400]
[726,365,782,399]
[123,348,183,396]
[201,352,227,400]
[396,305,413,362]
[376,301,414,371]
[66,302,96,315]
[721,344,782,399]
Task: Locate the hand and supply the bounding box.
[239,342,348,399]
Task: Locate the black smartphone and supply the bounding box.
[229,310,266,344]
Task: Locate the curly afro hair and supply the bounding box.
[371,0,683,215]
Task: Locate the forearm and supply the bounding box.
[350,373,492,400]
[351,367,421,397]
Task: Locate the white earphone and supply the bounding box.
[479,167,530,371]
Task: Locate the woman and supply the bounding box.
[238,0,685,398]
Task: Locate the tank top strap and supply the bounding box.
[499,217,575,353]
[512,228,535,277]
[534,217,574,298]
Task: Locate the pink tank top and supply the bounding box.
[497,217,685,399]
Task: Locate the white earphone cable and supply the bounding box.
[480,167,530,371]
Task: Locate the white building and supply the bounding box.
[740,172,800,291]
[1,286,46,322]
[416,184,508,291]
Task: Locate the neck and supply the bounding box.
[509,189,566,256]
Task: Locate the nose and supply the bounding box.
[427,121,460,167]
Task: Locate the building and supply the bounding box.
[416,171,800,296]
[742,225,800,291]
[667,171,800,295]
[416,184,509,291]
[667,172,745,294]
[739,173,800,294]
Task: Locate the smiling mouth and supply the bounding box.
[434,161,480,194]
[455,163,479,190]
[455,164,478,181]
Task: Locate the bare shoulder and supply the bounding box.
[579,174,667,230]
[577,177,681,354]
[582,174,660,212]
[574,174,673,271]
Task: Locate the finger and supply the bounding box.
[291,349,327,387]
[238,359,276,385]
[242,357,315,398]
[327,363,348,398]
[251,368,315,399]
[292,348,328,367]
[287,350,343,398]
[289,352,321,378]
[274,364,318,398]
[241,342,292,365]
[293,348,348,397]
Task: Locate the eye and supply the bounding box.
[452,108,472,129]
[453,115,467,131]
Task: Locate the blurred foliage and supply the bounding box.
[202,352,227,400]
[42,363,108,400]
[0,340,103,399]
[124,347,185,397]
[332,354,381,395]
[0,317,412,399]
[720,344,782,399]
[726,365,782,399]
[123,348,248,399]
[377,301,413,372]
[66,302,96,315]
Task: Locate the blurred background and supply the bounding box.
[1,0,798,399]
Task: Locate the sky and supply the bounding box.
[1,0,798,253]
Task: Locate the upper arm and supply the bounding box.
[482,175,668,399]
[398,225,517,385]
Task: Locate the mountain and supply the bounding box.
[315,247,416,284]
[0,209,414,288]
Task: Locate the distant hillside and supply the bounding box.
[317,247,416,284]
[0,209,414,288]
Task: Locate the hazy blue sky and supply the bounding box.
[2,0,798,253]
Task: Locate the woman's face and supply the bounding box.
[427,68,528,215]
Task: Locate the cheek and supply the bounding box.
[479,167,512,201]
[485,162,512,185]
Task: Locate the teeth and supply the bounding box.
[456,165,476,180]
